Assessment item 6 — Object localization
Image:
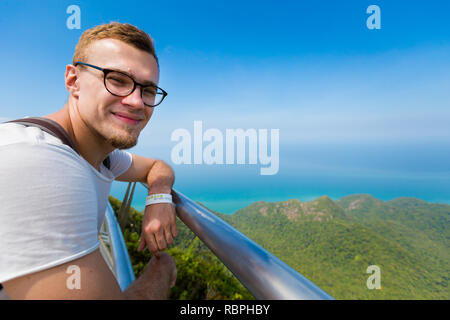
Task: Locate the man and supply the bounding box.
[0,22,178,299]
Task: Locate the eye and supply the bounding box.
[109,76,127,85]
[106,72,132,87]
[110,76,124,83]
[143,87,157,97]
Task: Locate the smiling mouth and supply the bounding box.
[112,113,142,125]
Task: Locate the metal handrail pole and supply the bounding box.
[104,202,136,291]
[142,184,334,300]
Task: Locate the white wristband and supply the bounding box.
[145,193,173,206]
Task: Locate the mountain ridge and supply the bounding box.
[216,194,449,299]
[110,193,449,299]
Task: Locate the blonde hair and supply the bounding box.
[72,22,158,66]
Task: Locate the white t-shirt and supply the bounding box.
[0,123,132,283]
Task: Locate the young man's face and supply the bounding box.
[74,38,159,149]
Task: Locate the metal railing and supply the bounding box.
[104,183,334,300]
[101,202,136,291]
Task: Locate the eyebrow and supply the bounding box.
[108,67,157,87]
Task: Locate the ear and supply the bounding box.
[65,64,80,98]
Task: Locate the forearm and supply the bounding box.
[147,160,175,194]
[140,159,178,255]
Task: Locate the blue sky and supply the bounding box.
[1,0,449,212]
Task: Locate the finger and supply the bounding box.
[138,236,146,252]
[154,228,167,251]
[164,227,174,246]
[171,221,178,238]
[145,233,159,255]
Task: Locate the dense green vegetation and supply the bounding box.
[108,196,253,300]
[109,194,449,300]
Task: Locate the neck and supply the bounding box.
[44,102,114,171]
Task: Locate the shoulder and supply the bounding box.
[0,122,64,148]
[0,133,98,212]
[0,122,90,177]
[0,133,98,216]
[0,130,90,180]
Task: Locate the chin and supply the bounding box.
[97,117,141,149]
[107,132,139,149]
[109,138,138,150]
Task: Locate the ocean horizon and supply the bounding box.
[110,172,450,215]
[111,140,450,214]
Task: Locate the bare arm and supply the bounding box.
[116,154,178,255]
[3,249,176,300]
[115,154,174,189]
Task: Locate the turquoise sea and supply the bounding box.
[110,141,450,214]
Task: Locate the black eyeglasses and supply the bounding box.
[74,61,167,107]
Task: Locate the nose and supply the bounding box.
[121,85,145,109]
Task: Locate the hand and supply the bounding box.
[138,202,178,256]
[124,252,177,299]
[146,252,177,288]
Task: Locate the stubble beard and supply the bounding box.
[96,120,140,150]
[106,126,139,150]
[108,132,138,150]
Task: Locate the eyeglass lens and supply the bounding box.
[105,71,163,106]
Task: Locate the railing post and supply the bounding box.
[104,202,136,291]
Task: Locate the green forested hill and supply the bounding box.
[109,194,449,300]
[218,194,449,299]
